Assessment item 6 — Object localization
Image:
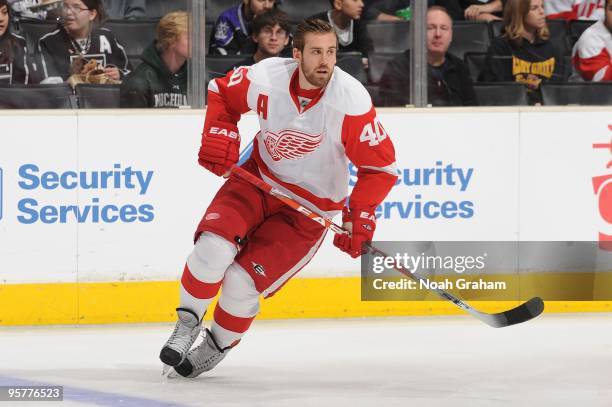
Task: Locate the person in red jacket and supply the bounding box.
[572,0,612,81]
[545,0,605,20]
[160,18,398,378]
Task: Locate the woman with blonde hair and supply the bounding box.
[480,0,564,104]
[120,11,190,108]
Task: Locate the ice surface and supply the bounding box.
[1,313,611,406]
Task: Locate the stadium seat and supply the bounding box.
[568,19,597,47]
[367,21,410,53]
[146,0,187,19]
[205,0,238,24]
[365,84,382,107]
[206,55,252,79]
[279,0,330,23]
[561,55,572,81]
[336,52,367,84]
[464,52,487,82]
[129,56,143,69]
[546,19,570,55]
[103,19,158,59]
[205,23,213,55]
[0,84,74,109]
[473,82,528,106]
[448,21,490,60]
[18,18,58,55]
[489,20,503,39]
[76,84,121,108]
[541,82,612,105]
[367,52,399,85]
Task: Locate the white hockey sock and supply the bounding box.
[179,232,237,320]
[211,263,260,348]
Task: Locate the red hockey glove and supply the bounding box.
[199,122,240,177]
[333,207,376,258]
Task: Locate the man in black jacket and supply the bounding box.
[380,5,477,106]
[120,11,188,108]
[309,0,372,58]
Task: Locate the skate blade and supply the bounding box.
[161,364,179,379]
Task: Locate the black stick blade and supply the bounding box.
[481,297,545,328]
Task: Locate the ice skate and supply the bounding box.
[174,328,236,378]
[159,308,201,367]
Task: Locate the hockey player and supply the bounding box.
[572,0,612,81]
[160,18,398,378]
[38,0,130,81]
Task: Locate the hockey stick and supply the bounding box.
[230,165,544,328]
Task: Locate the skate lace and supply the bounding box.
[191,337,224,371]
[167,320,199,353]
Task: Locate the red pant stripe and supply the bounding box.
[213,304,255,333]
[181,264,222,299]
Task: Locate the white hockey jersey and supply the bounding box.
[205,57,398,216]
[545,0,605,20]
[572,19,612,81]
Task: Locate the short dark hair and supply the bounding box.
[80,0,107,23]
[252,8,291,35]
[292,18,337,51]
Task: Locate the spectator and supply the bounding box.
[380,6,477,106]
[464,0,503,21]
[545,0,604,20]
[436,0,503,21]
[235,8,291,67]
[0,0,29,83]
[572,0,611,81]
[120,11,189,108]
[39,0,130,82]
[103,0,145,20]
[363,0,411,21]
[479,0,564,104]
[209,0,275,55]
[309,0,373,58]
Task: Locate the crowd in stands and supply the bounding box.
[0,0,610,109]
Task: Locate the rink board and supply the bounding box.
[0,107,610,325]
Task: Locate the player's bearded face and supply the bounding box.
[295,33,337,88]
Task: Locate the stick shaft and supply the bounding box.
[229,164,542,328]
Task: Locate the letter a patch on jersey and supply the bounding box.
[257,94,268,120]
[99,35,112,54]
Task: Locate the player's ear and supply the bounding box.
[292,47,301,60]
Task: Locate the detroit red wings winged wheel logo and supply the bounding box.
[263,129,323,161]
